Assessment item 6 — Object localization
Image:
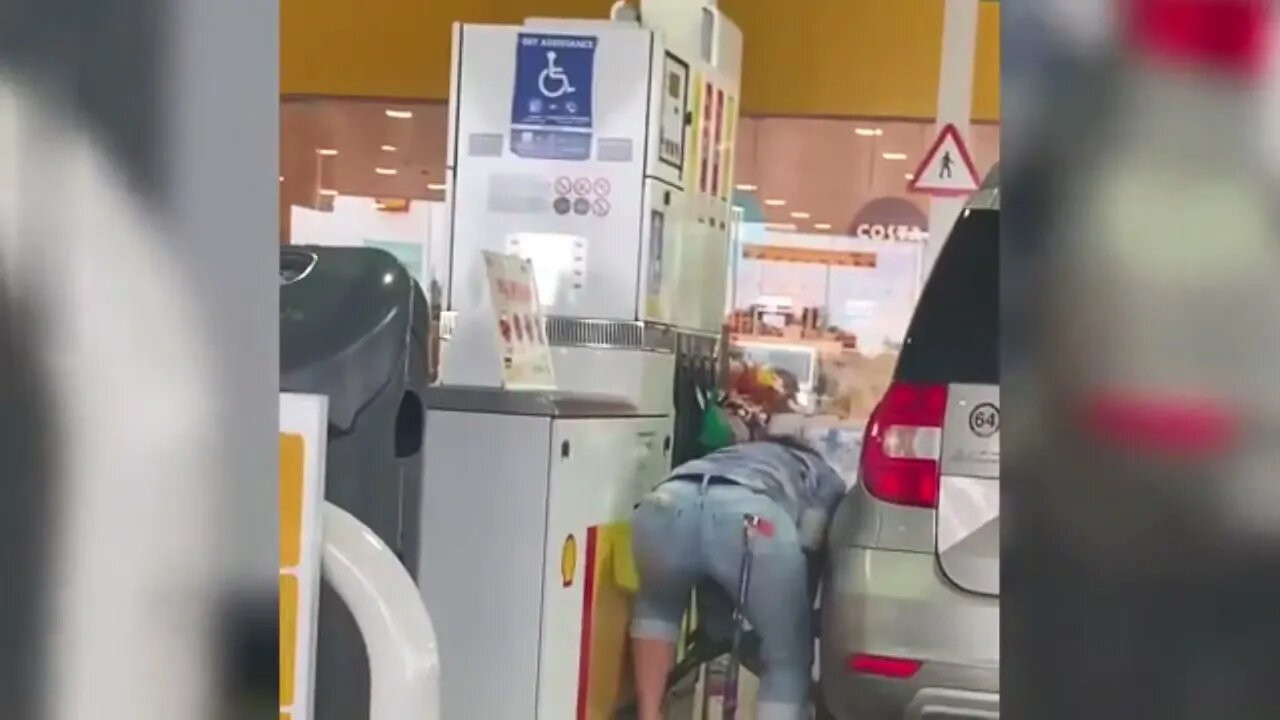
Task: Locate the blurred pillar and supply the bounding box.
[922,0,980,283]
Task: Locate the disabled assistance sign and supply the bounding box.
[908,123,980,197]
[511,33,597,161]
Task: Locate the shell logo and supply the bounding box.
[561,534,577,588]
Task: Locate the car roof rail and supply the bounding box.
[966,163,1000,211]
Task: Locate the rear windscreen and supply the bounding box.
[896,208,999,385]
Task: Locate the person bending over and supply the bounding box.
[628,418,847,720]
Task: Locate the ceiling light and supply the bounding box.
[318,188,338,197]
[855,128,883,137]
[278,176,284,183]
[765,222,797,232]
[790,211,811,219]
[882,152,908,161]
[814,222,833,231]
[316,148,339,157]
[385,109,413,119]
[426,182,447,191]
[381,144,398,152]
[735,183,758,191]
[905,173,915,180]
[375,167,398,176]
[763,198,787,207]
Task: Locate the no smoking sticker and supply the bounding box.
[593,178,611,196]
[592,198,611,217]
[555,177,573,196]
[573,178,592,196]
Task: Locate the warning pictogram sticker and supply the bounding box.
[555,177,573,196]
[907,123,980,197]
[593,178,611,197]
[573,177,592,196]
[592,198,611,217]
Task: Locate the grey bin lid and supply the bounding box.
[424,385,654,419]
[280,245,424,431]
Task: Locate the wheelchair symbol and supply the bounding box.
[538,51,575,98]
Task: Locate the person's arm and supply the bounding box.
[796,460,849,552]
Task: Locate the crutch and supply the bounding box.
[722,513,772,720]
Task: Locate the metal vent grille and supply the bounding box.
[544,317,676,353]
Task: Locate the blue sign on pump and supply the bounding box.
[510,33,597,160]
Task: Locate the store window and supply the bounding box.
[280,97,1000,436]
[279,98,449,244]
[727,117,999,446]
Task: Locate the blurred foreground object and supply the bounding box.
[0,0,278,717]
[1004,0,1280,717]
[0,68,219,720]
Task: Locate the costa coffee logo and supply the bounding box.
[849,197,929,243]
[853,223,927,242]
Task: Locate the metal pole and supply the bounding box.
[921,0,980,284]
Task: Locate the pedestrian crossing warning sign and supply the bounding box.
[908,123,980,197]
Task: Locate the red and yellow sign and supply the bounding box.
[743,244,878,268]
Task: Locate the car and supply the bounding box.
[819,169,1000,719]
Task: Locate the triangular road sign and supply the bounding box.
[908,123,980,197]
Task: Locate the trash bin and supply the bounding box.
[280,245,432,720]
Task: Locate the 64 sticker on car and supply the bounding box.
[968,402,1000,438]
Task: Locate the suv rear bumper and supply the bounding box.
[908,687,999,719]
[820,546,999,719]
[822,671,998,719]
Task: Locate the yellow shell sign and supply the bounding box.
[561,534,577,588]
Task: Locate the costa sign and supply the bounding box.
[853,223,926,242]
[849,197,929,243]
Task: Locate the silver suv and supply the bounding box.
[819,177,1000,719]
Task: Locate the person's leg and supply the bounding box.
[702,488,812,720]
[629,482,700,720]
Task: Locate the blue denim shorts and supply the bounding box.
[629,477,813,716]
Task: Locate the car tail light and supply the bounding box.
[1125,0,1274,76]
[1079,389,1241,459]
[847,653,924,679]
[859,383,947,508]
